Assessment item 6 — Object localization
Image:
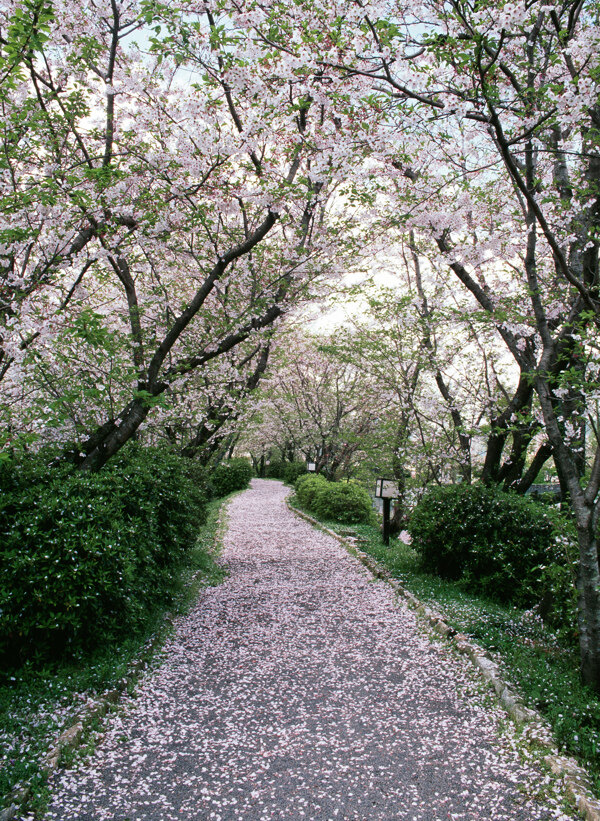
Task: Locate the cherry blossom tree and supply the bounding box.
[0,0,370,467]
[242,331,378,480]
[4,0,600,691]
[407,0,600,691]
[323,281,472,495]
[323,253,550,527]
[155,337,273,464]
[320,0,600,688]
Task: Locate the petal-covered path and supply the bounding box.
[42,479,570,821]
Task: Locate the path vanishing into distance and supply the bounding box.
[40,479,571,821]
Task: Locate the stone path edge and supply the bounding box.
[287,500,600,821]
[0,495,235,821]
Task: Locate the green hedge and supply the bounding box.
[407,482,577,624]
[295,473,330,510]
[295,474,374,524]
[264,460,285,479]
[183,459,213,500]
[210,457,253,497]
[282,461,307,485]
[0,445,208,666]
[263,460,307,483]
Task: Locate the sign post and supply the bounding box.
[375,479,400,546]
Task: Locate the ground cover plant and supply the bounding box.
[0,494,228,817]
[288,494,600,795]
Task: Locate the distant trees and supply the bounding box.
[241,332,377,480]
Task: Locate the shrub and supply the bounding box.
[295,473,329,510]
[210,457,253,497]
[295,474,374,524]
[264,460,285,479]
[312,480,375,524]
[182,459,212,500]
[0,445,208,666]
[407,482,577,620]
[282,461,307,485]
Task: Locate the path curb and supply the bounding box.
[288,502,600,821]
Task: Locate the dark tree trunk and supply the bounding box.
[574,512,600,689]
[514,442,553,494]
[182,415,227,461]
[78,397,151,471]
[537,376,600,693]
[480,376,543,491]
[389,419,410,535]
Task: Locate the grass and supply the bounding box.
[0,495,229,818]
[288,496,600,796]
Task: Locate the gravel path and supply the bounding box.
[41,479,570,821]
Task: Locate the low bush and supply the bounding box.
[264,460,285,479]
[0,445,208,666]
[295,474,374,524]
[210,457,253,497]
[312,480,375,524]
[282,461,307,485]
[407,482,577,624]
[182,459,212,500]
[295,473,329,510]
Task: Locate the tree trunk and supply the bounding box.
[537,375,600,692]
[390,420,410,534]
[79,397,151,471]
[514,442,553,494]
[574,512,600,689]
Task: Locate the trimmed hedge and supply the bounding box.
[407,482,577,623]
[183,459,212,500]
[263,460,307,483]
[210,457,253,497]
[295,473,329,510]
[313,481,375,524]
[264,460,285,479]
[0,445,208,666]
[295,474,374,524]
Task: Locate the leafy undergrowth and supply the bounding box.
[0,496,228,817]
[289,497,600,796]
